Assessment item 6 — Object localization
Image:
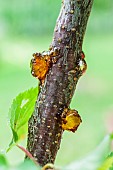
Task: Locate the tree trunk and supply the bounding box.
[27,0,93,166]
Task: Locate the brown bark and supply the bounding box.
[27,0,93,166]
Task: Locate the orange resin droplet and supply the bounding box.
[79,59,87,74]
[81,51,85,59]
[62,109,82,132]
[30,47,60,83]
[31,53,51,81]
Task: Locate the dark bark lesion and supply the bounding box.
[27,0,93,167]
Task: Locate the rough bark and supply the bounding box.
[27,0,93,166]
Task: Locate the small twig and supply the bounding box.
[16,144,39,166]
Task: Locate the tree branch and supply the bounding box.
[27,0,93,166]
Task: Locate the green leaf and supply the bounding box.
[108,152,113,158]
[8,87,39,150]
[64,135,112,170]
[0,155,41,170]
[0,154,8,166]
[98,152,113,170]
[18,159,41,170]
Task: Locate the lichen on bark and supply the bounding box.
[27,0,93,166]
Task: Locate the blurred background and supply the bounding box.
[0,0,113,166]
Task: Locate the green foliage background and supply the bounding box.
[0,0,113,167]
[0,0,113,36]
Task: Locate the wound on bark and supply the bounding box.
[27,0,93,166]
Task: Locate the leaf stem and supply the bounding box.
[16,144,39,166]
